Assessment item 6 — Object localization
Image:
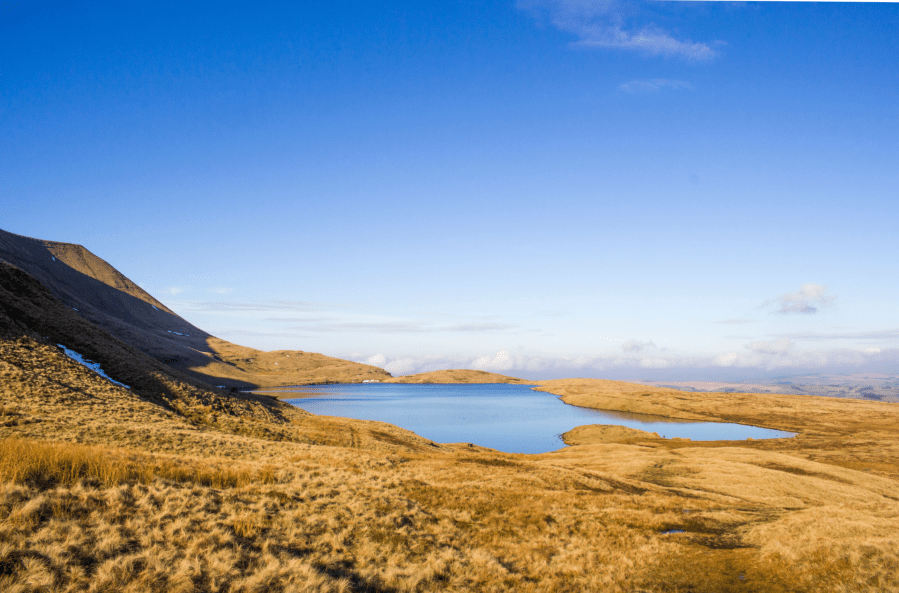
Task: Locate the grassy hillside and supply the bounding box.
[0,228,391,388]
[257,370,533,397]
[0,259,298,434]
[1,234,898,591]
[386,369,532,384]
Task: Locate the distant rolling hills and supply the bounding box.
[0,228,390,389]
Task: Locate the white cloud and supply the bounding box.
[365,354,387,367]
[638,357,671,369]
[283,318,520,334]
[443,323,517,333]
[288,319,432,334]
[164,286,185,295]
[714,352,739,367]
[622,339,656,353]
[775,328,899,342]
[577,25,716,59]
[618,79,693,94]
[708,338,893,372]
[350,345,896,381]
[473,350,514,371]
[519,0,717,60]
[172,302,521,335]
[766,283,836,314]
[385,358,418,376]
[176,300,331,314]
[746,338,793,355]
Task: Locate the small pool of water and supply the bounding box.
[280,383,794,454]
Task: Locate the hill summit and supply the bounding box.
[0,228,390,388]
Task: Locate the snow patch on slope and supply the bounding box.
[57,344,130,389]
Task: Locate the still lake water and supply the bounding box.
[282,383,795,454]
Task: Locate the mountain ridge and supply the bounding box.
[0,228,390,388]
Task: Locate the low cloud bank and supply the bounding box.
[351,345,898,382]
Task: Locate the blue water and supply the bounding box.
[281,383,795,454]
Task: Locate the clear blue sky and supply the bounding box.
[3,1,898,380]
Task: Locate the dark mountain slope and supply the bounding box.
[0,229,390,387]
[0,259,300,439]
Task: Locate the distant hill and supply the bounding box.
[386,369,531,384]
[0,229,390,388]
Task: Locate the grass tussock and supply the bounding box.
[0,437,276,490]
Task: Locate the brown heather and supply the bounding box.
[1,231,898,592]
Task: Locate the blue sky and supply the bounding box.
[3,1,898,380]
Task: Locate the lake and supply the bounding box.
[281,383,795,454]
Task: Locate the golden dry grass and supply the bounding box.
[4,338,898,592]
[258,369,532,398]
[385,370,532,384]
[562,423,662,444]
[3,234,899,591]
[537,378,899,479]
[3,425,896,592]
[0,437,276,490]
[193,338,392,389]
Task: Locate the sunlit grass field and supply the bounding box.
[2,330,898,592]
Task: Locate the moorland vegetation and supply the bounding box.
[1,229,897,592]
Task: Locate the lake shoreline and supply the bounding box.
[272,382,795,454]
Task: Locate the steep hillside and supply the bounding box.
[0,259,295,431]
[0,229,390,387]
[0,258,429,450]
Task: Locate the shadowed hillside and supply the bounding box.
[0,229,390,388]
[0,257,440,452]
[0,259,296,433]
